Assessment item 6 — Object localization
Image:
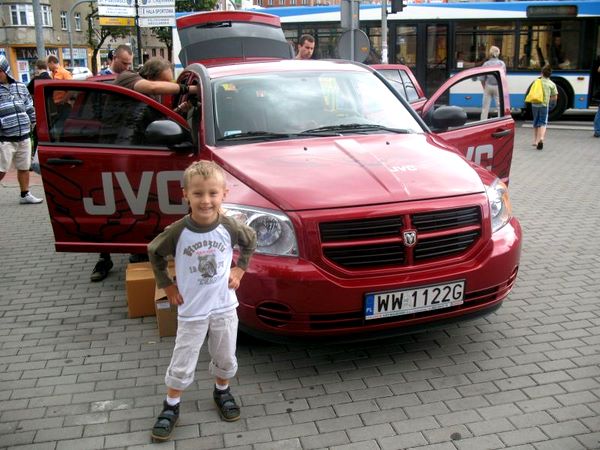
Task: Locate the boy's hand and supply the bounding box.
[229,267,245,290]
[165,284,183,306]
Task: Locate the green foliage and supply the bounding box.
[175,0,218,11]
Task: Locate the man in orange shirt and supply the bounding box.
[47,55,73,135]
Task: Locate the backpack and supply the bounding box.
[525,78,544,104]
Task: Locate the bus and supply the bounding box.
[262,1,600,119]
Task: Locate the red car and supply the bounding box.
[34,11,521,341]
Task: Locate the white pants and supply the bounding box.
[0,139,31,173]
[165,309,239,391]
[481,84,500,120]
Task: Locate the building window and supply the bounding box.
[301,0,308,4]
[268,0,273,5]
[152,48,156,56]
[75,12,82,31]
[279,0,285,5]
[42,5,52,27]
[10,4,33,26]
[60,11,67,30]
[160,48,165,57]
[256,0,263,5]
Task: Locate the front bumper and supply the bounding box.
[237,216,522,341]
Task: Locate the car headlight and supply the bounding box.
[485,178,512,233]
[223,204,298,256]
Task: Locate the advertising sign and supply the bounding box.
[98,5,136,16]
[138,17,176,27]
[139,0,175,6]
[99,17,135,26]
[138,6,175,17]
[98,0,134,6]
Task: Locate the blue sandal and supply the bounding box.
[214,387,241,422]
[151,401,179,442]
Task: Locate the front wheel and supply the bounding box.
[548,84,568,120]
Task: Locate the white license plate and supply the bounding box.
[365,280,465,320]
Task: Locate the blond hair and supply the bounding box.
[183,161,226,189]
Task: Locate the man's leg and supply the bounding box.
[594,108,600,137]
[91,252,113,282]
[14,140,42,204]
[481,88,491,120]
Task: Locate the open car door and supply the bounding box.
[420,66,514,184]
[34,79,196,253]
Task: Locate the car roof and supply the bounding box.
[205,59,370,79]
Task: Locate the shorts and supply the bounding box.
[165,309,239,391]
[0,138,32,173]
[531,104,549,128]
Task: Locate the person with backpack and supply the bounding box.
[531,64,558,150]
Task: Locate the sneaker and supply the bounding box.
[90,258,113,282]
[151,401,180,442]
[536,141,544,150]
[594,133,600,138]
[19,192,43,204]
[129,253,149,263]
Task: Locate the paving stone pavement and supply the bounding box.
[1,124,599,450]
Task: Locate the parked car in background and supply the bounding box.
[67,66,93,80]
[34,11,521,342]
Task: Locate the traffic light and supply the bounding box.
[391,0,404,13]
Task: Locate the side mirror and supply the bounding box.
[145,120,193,151]
[430,106,467,131]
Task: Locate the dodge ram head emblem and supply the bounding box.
[403,230,417,247]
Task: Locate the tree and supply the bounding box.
[152,0,218,63]
[85,3,133,74]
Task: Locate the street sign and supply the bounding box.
[98,5,136,16]
[99,16,135,26]
[139,0,175,6]
[98,0,134,6]
[138,6,175,17]
[138,16,176,27]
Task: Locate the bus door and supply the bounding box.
[423,24,448,96]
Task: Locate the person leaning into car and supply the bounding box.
[90,54,196,282]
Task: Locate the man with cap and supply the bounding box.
[0,55,42,204]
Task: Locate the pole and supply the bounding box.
[32,0,45,61]
[135,0,143,65]
[68,0,90,68]
[381,0,388,63]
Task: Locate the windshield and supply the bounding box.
[212,70,423,142]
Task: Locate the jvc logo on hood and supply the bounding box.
[83,171,187,216]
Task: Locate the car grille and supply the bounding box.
[319,206,481,269]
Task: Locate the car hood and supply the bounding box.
[215,133,485,211]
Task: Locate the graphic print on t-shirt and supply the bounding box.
[182,235,230,286]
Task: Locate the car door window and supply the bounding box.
[45,87,170,146]
[378,69,421,103]
[425,72,501,129]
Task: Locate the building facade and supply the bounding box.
[0,0,167,82]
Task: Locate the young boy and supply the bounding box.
[148,161,256,442]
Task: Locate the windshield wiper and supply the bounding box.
[218,130,338,141]
[301,123,412,134]
[218,131,293,141]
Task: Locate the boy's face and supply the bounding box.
[183,174,227,225]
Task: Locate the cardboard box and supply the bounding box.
[125,262,157,318]
[155,286,178,337]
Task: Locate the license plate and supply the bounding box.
[365,280,465,320]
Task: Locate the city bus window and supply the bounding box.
[518,21,580,70]
[395,26,417,69]
[455,23,516,69]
